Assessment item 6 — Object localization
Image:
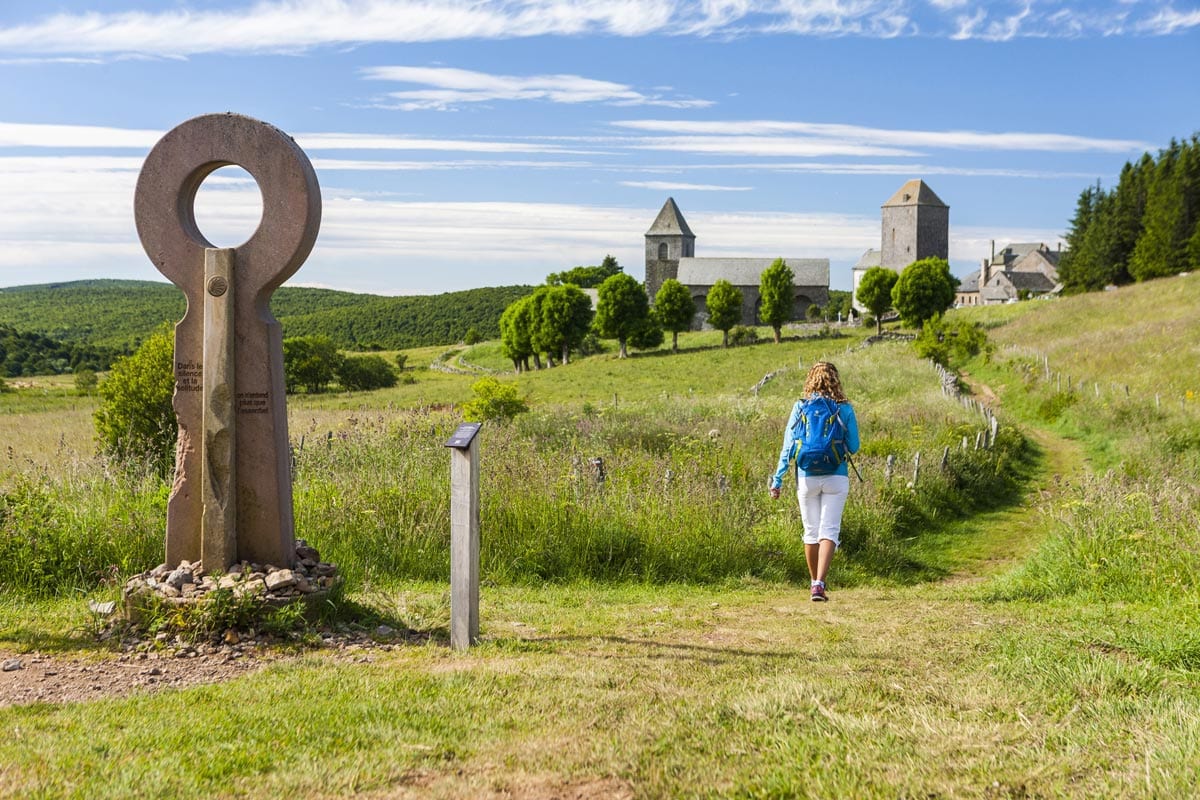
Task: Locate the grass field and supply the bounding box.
[2,288,1200,797]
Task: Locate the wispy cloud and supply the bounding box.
[613,119,1149,154]
[0,1,1193,58]
[296,132,599,155]
[620,180,752,191]
[691,161,1099,179]
[0,122,161,149]
[361,65,712,110]
[630,136,917,158]
[1137,7,1200,34]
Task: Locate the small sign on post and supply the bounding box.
[445,422,482,650]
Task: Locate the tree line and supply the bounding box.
[1059,134,1200,293]
[0,323,121,378]
[0,280,534,373]
[498,257,855,371]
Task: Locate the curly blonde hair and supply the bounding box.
[803,361,848,402]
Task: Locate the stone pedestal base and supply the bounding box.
[123,540,340,626]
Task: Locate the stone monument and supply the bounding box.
[134,113,321,572]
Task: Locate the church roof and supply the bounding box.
[957,270,981,293]
[853,249,882,269]
[677,258,829,287]
[645,197,695,238]
[882,179,948,208]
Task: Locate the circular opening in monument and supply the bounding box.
[192,165,264,248]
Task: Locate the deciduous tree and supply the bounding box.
[499,296,535,372]
[537,284,594,365]
[705,279,743,347]
[652,278,695,351]
[856,266,899,335]
[758,258,794,343]
[891,258,957,329]
[283,335,343,393]
[594,273,651,358]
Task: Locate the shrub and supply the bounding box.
[283,335,343,393]
[460,376,529,423]
[93,324,176,473]
[913,316,990,368]
[628,317,665,351]
[464,326,482,345]
[394,352,409,371]
[74,367,99,395]
[337,354,398,392]
[728,325,759,346]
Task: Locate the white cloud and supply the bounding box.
[1137,7,1200,34]
[693,161,1098,179]
[613,119,1148,153]
[631,136,918,158]
[313,157,595,171]
[620,180,752,191]
[0,0,1191,58]
[0,122,161,149]
[296,132,599,154]
[361,65,712,110]
[767,0,914,37]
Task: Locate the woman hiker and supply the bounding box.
[769,361,860,602]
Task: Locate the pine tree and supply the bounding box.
[1130,137,1200,281]
[1058,182,1103,293]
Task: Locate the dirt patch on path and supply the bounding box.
[0,647,278,706]
[0,628,419,708]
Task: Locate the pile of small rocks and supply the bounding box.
[123,539,340,618]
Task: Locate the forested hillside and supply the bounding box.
[0,324,119,378]
[0,279,534,357]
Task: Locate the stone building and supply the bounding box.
[957,241,1063,306]
[851,179,950,312]
[644,198,830,328]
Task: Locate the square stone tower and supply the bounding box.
[644,197,695,301]
[880,179,949,272]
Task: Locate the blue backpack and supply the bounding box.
[791,397,848,476]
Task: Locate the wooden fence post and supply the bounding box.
[445,422,482,651]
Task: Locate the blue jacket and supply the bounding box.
[770,398,860,488]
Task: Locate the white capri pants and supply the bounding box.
[796,474,850,547]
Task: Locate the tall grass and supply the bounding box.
[956,274,1200,606]
[1,334,1026,596]
[291,342,1025,589]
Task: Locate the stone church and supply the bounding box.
[850,179,950,312]
[643,198,831,329]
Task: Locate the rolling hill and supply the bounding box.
[0,279,534,353]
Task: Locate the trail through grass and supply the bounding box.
[7,416,1195,798]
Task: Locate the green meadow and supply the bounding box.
[2,275,1199,798]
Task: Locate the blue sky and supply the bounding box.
[1,1,1197,295]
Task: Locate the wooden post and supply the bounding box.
[990,416,999,448]
[885,454,895,482]
[201,248,236,570]
[446,423,482,651]
[941,445,949,469]
[912,451,921,485]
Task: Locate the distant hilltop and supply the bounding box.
[0,279,533,352]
